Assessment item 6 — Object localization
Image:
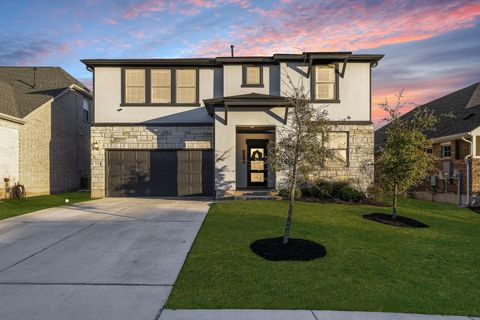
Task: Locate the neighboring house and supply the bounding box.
[374,82,480,205]
[82,51,383,198]
[0,67,92,198]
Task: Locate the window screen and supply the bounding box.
[151,69,171,103]
[315,65,336,100]
[326,131,348,166]
[245,66,261,85]
[176,69,197,104]
[125,69,145,103]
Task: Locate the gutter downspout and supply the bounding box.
[461,135,473,207]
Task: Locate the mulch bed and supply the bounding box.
[250,237,326,261]
[363,213,429,228]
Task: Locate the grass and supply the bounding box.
[167,198,480,316]
[0,191,92,220]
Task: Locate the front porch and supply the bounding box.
[204,93,290,198]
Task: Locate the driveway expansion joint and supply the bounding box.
[0,218,107,273]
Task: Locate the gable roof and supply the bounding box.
[0,67,89,119]
[374,82,480,149]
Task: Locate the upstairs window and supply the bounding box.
[441,144,451,158]
[124,69,145,103]
[425,147,433,154]
[151,69,171,103]
[82,98,90,123]
[176,69,197,104]
[313,64,338,101]
[122,68,198,105]
[242,65,263,87]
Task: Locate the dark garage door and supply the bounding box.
[106,150,213,197]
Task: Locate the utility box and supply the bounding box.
[443,161,453,179]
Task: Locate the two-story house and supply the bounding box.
[82,52,383,198]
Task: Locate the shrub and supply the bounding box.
[278,187,302,200]
[337,185,366,203]
[311,180,334,200]
[306,179,366,203]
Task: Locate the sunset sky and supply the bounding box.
[1,0,479,127]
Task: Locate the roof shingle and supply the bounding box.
[0,67,89,119]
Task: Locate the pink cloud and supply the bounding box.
[122,0,251,18]
[371,73,475,127]
[193,1,480,55]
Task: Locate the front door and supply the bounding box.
[247,139,268,187]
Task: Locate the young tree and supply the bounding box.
[377,90,438,219]
[270,80,331,244]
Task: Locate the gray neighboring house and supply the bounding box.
[0,67,92,197]
[82,51,383,199]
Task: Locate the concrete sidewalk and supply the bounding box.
[159,309,479,320]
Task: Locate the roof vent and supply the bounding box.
[230,45,234,57]
[33,67,37,87]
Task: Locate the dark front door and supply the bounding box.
[247,139,268,187]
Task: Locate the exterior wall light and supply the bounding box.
[92,142,100,150]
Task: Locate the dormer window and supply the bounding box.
[242,65,263,87]
[312,64,339,102]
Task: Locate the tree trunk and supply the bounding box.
[283,163,298,245]
[392,183,398,220]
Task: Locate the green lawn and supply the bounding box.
[167,198,480,316]
[0,192,92,220]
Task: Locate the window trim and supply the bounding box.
[121,67,200,106]
[150,68,173,104]
[311,63,340,103]
[326,131,349,167]
[82,98,90,123]
[121,68,147,105]
[241,65,264,88]
[441,143,452,158]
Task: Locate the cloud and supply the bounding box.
[193,0,480,55]
[371,25,480,127]
[122,0,251,18]
[0,37,71,65]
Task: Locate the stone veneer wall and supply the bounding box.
[316,124,374,192]
[90,125,213,198]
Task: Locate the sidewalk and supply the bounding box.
[159,309,479,320]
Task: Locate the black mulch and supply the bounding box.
[363,213,429,228]
[250,237,326,261]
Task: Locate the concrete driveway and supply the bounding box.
[0,198,210,320]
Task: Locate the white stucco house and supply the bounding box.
[82,52,383,198]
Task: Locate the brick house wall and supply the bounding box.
[376,138,475,204]
[19,90,91,196]
[412,139,473,204]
